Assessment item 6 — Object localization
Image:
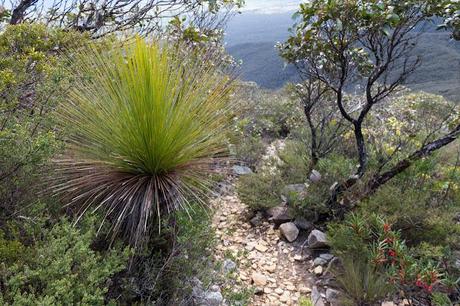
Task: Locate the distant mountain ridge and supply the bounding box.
[225,13,460,102]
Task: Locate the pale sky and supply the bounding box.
[241,0,303,14]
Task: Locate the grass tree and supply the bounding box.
[52,38,234,248]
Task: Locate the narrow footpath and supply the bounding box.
[211,185,315,306]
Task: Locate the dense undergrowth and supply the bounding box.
[0,24,227,305]
[234,83,460,304]
[1,1,460,305]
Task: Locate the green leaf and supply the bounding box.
[382,24,392,37]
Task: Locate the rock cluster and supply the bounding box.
[211,193,314,305]
[192,278,224,306]
[309,251,341,306]
[210,159,344,306]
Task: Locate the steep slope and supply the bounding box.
[228,42,299,89]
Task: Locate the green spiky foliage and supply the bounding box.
[336,258,393,306]
[53,38,234,248]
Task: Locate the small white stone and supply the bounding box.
[293,254,303,261]
[252,272,267,286]
[255,244,268,252]
[314,265,323,275]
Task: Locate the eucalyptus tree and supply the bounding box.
[279,0,460,211]
[290,80,349,170]
[0,0,243,38]
[433,0,460,39]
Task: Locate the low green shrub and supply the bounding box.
[361,156,460,251]
[230,85,305,170]
[236,172,284,211]
[0,218,129,305]
[432,292,453,306]
[0,231,26,265]
[0,24,89,217]
[118,203,215,304]
[232,135,266,169]
[232,85,304,140]
[278,139,310,184]
[289,154,355,220]
[336,258,394,306]
[299,296,314,306]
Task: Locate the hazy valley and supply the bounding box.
[226,11,460,102]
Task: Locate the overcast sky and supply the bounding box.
[241,0,303,14]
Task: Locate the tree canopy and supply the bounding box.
[0,0,244,37]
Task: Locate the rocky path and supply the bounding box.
[211,184,315,306]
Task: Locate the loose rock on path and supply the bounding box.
[211,185,314,306]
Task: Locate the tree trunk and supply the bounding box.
[306,111,319,171]
[367,123,460,194]
[354,121,367,177]
[327,123,460,216]
[10,0,37,25]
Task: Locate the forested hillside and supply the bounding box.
[227,15,460,102]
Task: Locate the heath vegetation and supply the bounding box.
[1,0,460,305]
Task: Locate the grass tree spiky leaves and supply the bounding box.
[53,38,234,249]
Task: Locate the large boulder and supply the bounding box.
[308,229,329,249]
[266,205,293,225]
[279,222,299,242]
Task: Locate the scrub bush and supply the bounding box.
[0,218,129,305]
